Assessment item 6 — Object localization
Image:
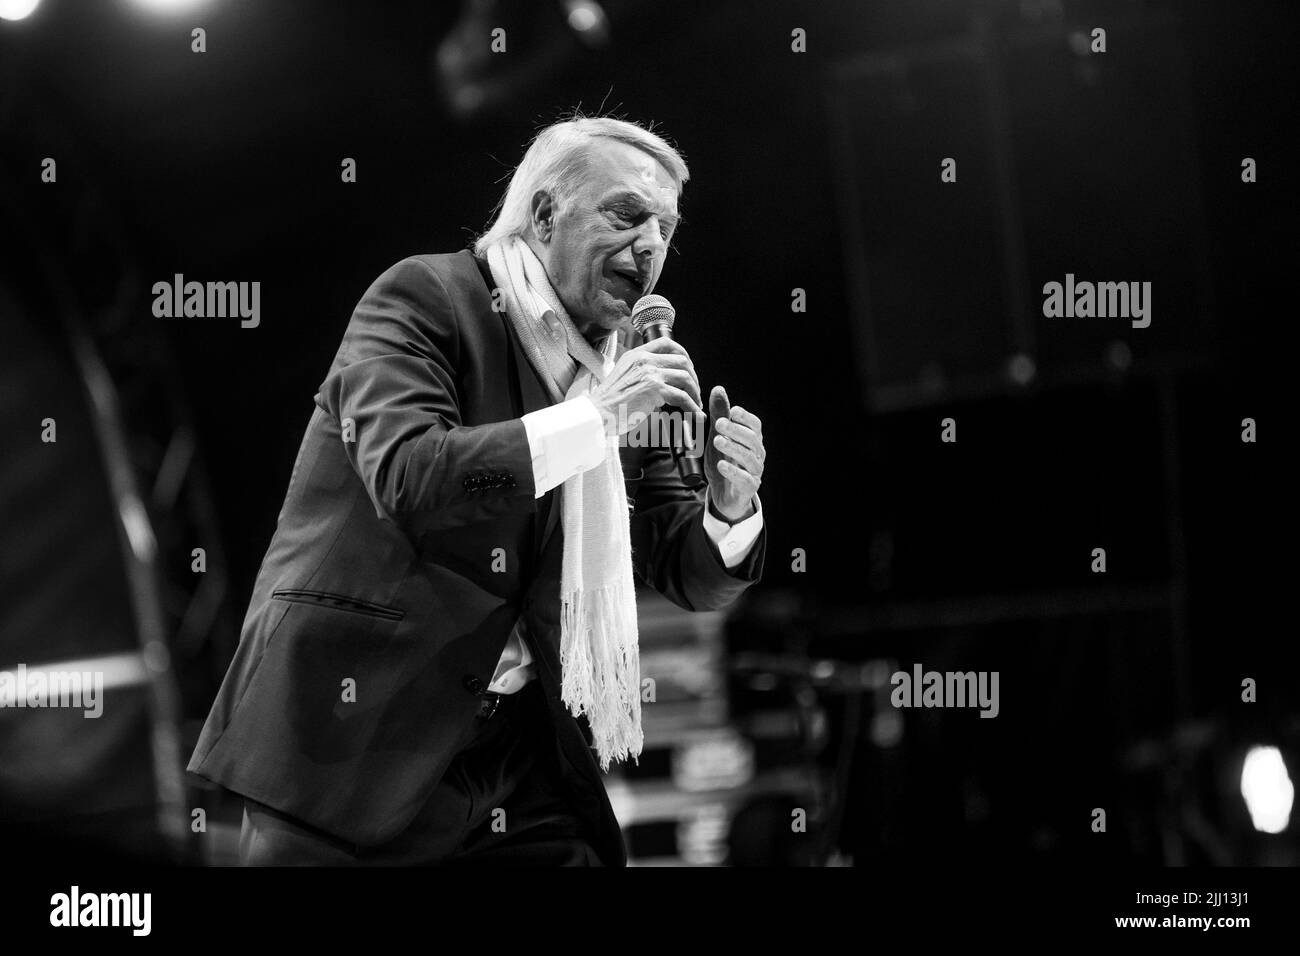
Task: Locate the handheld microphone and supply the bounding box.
[630,294,707,490]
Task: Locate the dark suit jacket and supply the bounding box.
[186,251,765,865]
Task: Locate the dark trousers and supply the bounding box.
[238,680,604,865]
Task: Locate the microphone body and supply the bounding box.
[630,296,707,490]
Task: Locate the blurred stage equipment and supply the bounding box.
[767,590,1200,863]
[433,0,614,119]
[0,91,237,861]
[1120,719,1299,865]
[0,267,188,861]
[601,589,828,865]
[728,650,898,866]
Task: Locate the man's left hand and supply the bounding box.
[702,385,764,522]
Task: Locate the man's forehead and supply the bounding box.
[586,141,679,211]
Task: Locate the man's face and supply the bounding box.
[530,139,680,337]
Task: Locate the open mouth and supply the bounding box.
[609,270,643,295]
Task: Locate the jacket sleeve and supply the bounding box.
[629,442,766,612]
[315,256,537,532]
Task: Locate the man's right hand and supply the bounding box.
[587,337,704,439]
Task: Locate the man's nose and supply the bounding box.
[630,217,666,262]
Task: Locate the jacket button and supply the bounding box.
[462,675,485,695]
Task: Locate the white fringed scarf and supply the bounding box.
[485,237,642,769]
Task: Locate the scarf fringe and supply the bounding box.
[560,582,643,771]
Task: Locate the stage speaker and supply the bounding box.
[827,16,1214,412]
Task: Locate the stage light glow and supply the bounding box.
[0,0,41,22]
[1240,745,1293,834]
[1007,352,1036,386]
[563,0,609,47]
[567,2,599,33]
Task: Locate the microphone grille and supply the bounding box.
[631,294,675,335]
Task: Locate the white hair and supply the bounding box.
[473,116,689,256]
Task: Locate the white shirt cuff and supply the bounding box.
[521,396,608,498]
[702,494,764,569]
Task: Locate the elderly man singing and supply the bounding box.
[187,115,768,866]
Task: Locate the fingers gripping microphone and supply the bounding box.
[630,295,707,490]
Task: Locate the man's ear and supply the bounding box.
[529,190,556,243]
